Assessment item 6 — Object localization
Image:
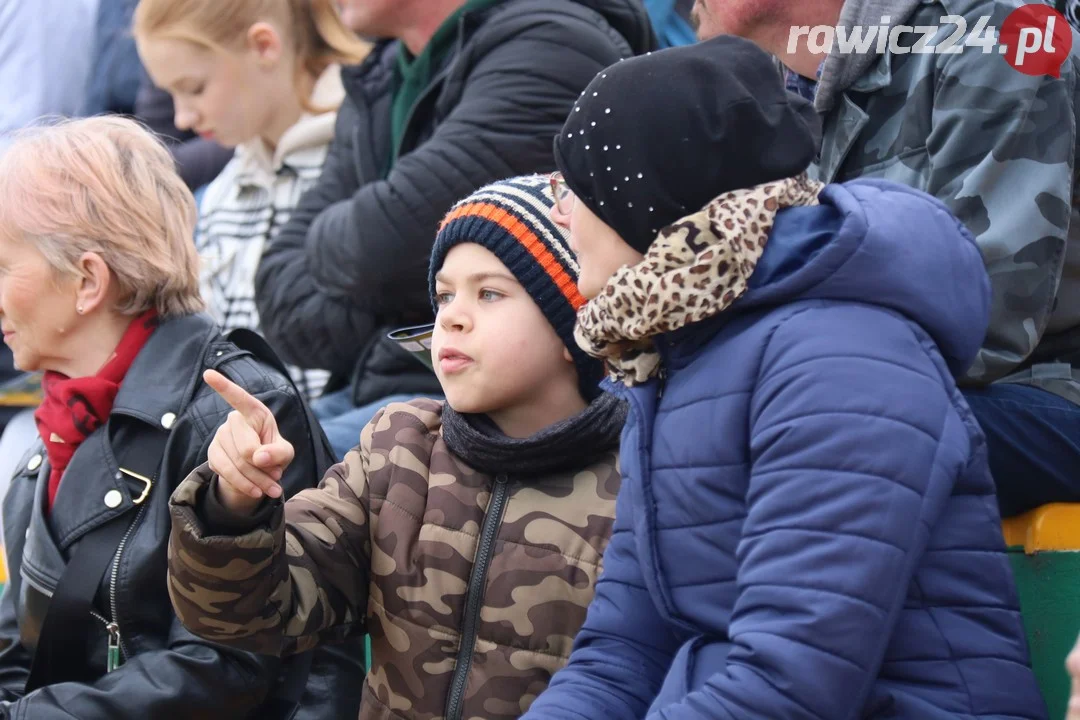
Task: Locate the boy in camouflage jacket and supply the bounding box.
[165,175,627,720]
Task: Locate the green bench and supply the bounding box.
[1003,503,1080,719]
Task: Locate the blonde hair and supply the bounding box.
[0,116,205,318]
[133,0,371,113]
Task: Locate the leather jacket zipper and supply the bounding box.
[27,510,141,676]
[88,611,122,672]
[105,503,148,666]
[444,474,509,720]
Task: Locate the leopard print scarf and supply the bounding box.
[575,173,825,386]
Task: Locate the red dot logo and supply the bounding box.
[999,4,1072,77]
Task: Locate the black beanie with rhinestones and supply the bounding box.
[553,35,821,254]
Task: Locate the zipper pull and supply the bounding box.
[106,622,122,672]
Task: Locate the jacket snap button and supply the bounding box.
[161,412,176,429]
[26,454,42,472]
[104,490,123,509]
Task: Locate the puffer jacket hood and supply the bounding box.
[566,0,659,54]
[813,0,922,112]
[735,178,991,377]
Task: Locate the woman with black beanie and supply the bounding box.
[522,35,1047,720]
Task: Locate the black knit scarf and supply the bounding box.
[441,392,627,477]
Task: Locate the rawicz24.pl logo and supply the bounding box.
[787,3,1073,76]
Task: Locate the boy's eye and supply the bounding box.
[434,291,453,306]
[479,289,503,302]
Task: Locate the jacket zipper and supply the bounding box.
[26,505,146,675]
[88,611,122,673]
[443,474,509,720]
[104,503,149,666]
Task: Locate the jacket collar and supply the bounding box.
[342,40,399,104]
[813,0,919,113]
[12,313,218,551]
[811,50,892,181]
[111,313,218,430]
[655,313,732,371]
[339,0,515,105]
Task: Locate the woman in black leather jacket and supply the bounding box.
[0,116,363,719]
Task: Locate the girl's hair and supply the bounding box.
[133,0,371,112]
[0,116,205,318]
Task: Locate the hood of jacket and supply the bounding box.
[563,0,658,54]
[813,0,923,112]
[684,178,992,378]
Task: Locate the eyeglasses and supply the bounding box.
[549,171,575,215]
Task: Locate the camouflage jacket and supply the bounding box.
[166,399,622,720]
[812,0,1080,403]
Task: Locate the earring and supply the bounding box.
[76,306,84,315]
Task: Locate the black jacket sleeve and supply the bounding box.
[0,535,32,703]
[0,625,275,720]
[255,13,635,374]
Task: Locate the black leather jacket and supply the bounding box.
[0,313,364,719]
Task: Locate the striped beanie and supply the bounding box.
[428,174,603,399]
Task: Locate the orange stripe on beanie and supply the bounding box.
[441,200,587,310]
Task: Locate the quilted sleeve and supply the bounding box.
[167,411,378,657]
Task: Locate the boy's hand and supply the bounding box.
[1067,632,1080,719]
[204,369,294,514]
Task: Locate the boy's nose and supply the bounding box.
[438,302,472,333]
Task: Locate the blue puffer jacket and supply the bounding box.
[521,179,1047,720]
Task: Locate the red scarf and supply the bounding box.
[34,310,160,512]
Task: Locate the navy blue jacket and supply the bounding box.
[521,179,1047,720]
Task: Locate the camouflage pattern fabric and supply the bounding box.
[812,0,1080,403]
[167,399,622,719]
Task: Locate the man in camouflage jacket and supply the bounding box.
[694,0,1080,516]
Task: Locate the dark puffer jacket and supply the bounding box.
[254,0,655,408]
